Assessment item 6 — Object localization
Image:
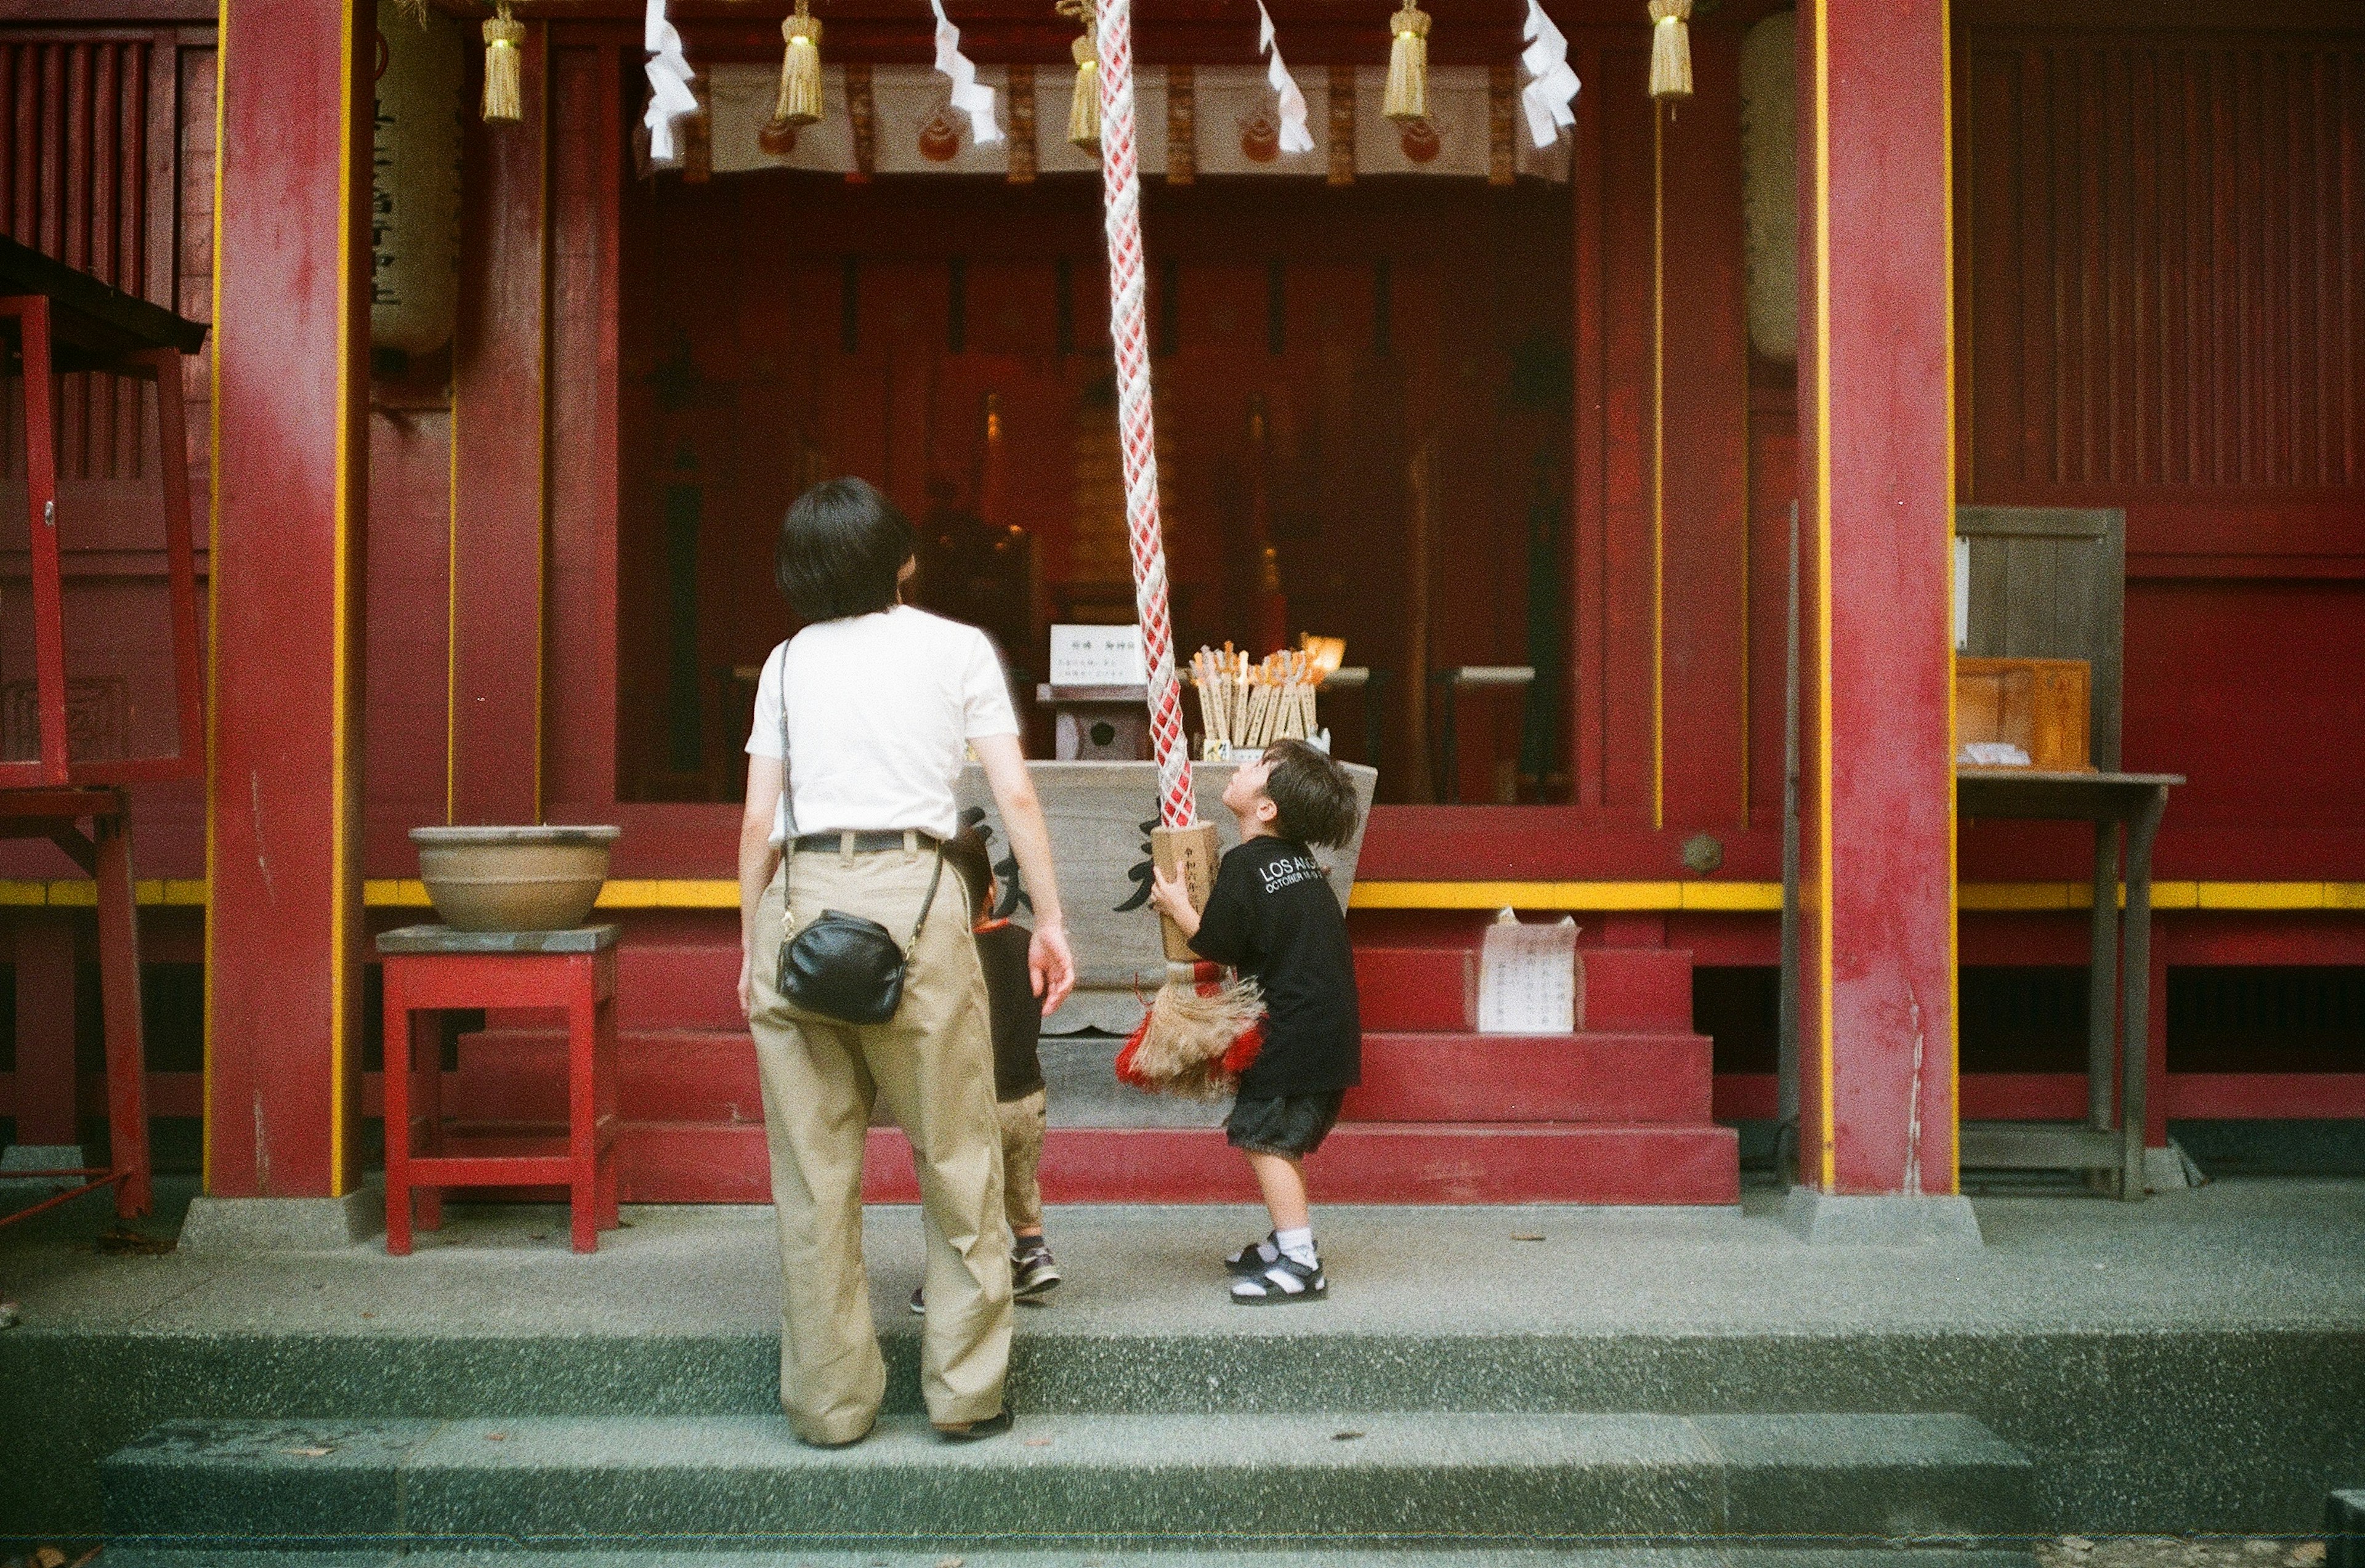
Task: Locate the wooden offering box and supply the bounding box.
[1956,657,2093,770]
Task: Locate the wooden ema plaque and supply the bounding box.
[1151,821,1221,961]
[1956,657,2092,770]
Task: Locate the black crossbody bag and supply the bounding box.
[777,845,945,1025]
[770,685,947,1026]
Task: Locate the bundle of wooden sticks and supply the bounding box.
[1190,644,1322,756]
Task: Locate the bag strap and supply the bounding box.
[909,845,946,946]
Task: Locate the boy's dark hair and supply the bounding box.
[945,825,995,922]
[775,477,915,622]
[1261,738,1360,849]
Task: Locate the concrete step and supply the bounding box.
[102,1412,2032,1550]
[100,1549,2038,1567]
[100,1548,2037,1567]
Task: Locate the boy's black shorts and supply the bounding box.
[1225,1092,1346,1158]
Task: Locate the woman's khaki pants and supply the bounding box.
[748,836,1013,1443]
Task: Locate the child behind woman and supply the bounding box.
[913,826,1061,1313]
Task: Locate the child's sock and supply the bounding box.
[1275,1226,1317,1267]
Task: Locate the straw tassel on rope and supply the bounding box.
[773,0,825,129]
[1648,0,1692,101]
[482,1,525,123]
[1383,0,1431,125]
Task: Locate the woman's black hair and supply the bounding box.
[775,477,915,622]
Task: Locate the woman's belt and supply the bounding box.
[791,830,942,855]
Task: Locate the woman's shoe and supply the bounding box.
[934,1409,1014,1441]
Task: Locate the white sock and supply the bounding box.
[1275,1226,1317,1267]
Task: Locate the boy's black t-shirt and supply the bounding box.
[1186,836,1361,1098]
[974,920,1045,1101]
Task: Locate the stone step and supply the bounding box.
[102,1412,2032,1551]
[101,1548,2037,1567]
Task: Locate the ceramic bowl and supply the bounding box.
[409,825,621,932]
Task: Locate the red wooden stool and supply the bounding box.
[376,924,620,1254]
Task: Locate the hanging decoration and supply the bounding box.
[642,0,697,163]
[846,62,877,181]
[1518,0,1580,147]
[1648,0,1694,101]
[1059,0,1099,150]
[772,0,824,132]
[1254,1,1315,156]
[481,1,525,123]
[1383,0,1431,125]
[1486,62,1517,185]
[930,0,1003,146]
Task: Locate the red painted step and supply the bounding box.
[604,1121,1740,1206]
[1343,1031,1712,1124]
[448,1026,1713,1128]
[1351,944,1696,1032]
[1580,947,1694,1032]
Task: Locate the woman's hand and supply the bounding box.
[1147,864,1201,939]
[1029,920,1077,1017]
[737,945,755,1020]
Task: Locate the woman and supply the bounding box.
[737,477,1075,1447]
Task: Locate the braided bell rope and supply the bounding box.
[1094,0,1194,831]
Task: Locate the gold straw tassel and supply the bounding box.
[1067,29,1100,149]
[1648,0,1693,101]
[1383,0,1431,125]
[772,0,825,129]
[481,2,525,123]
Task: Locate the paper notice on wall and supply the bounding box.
[1477,909,1580,1034]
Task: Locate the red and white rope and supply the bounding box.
[1094,0,1194,832]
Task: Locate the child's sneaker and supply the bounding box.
[1224,1232,1280,1275]
[908,1285,926,1315]
[1229,1251,1326,1305]
[1012,1241,1062,1300]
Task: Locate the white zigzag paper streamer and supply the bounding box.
[1520,0,1581,148]
[1255,1,1315,155]
[929,0,1003,147]
[642,0,698,163]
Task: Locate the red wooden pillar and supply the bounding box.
[201,0,371,1202]
[1790,0,1970,1234]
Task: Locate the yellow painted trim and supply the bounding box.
[1651,103,1666,833]
[2195,882,2336,910]
[446,362,460,826]
[0,878,2355,914]
[329,0,360,1194]
[201,0,231,1193]
[1811,0,1836,1190]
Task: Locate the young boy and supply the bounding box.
[912,826,1061,1314]
[1149,738,1362,1304]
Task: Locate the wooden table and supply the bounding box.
[1955,768,2181,1198]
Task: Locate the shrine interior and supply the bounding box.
[616,171,1574,806]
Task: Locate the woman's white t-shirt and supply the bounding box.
[745,605,1019,845]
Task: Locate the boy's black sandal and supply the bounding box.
[1224,1232,1280,1275]
[1229,1253,1327,1304]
